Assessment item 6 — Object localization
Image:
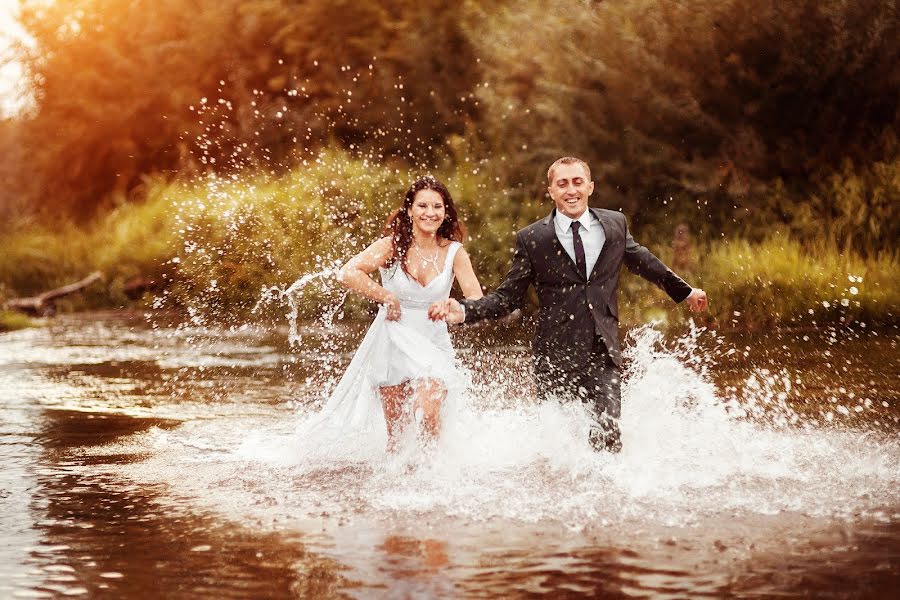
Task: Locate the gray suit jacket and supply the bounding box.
[460,208,692,371]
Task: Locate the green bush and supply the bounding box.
[0,187,181,309]
[618,235,898,330]
[0,148,502,322]
[0,310,35,332]
[0,148,895,330]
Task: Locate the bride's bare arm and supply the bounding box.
[453,247,483,300]
[338,237,401,319]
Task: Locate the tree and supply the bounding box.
[10,0,480,219]
[465,0,899,236]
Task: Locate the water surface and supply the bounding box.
[1,313,898,598]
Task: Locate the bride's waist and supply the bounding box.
[379,299,434,310]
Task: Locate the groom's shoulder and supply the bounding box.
[594,207,626,221]
[593,208,628,230]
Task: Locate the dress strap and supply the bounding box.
[443,241,462,275]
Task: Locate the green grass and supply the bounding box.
[0,148,500,323]
[619,235,899,330]
[0,148,896,330]
[0,195,181,311]
[0,310,36,332]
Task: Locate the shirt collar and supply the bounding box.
[554,208,592,232]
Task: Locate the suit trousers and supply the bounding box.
[535,335,622,446]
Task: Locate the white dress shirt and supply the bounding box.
[554,208,605,278]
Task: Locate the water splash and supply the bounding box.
[256,266,347,348]
[101,323,899,531]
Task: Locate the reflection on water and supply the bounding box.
[26,464,323,598]
[0,313,898,598]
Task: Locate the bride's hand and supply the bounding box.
[444,298,464,324]
[428,299,448,321]
[385,295,402,321]
[429,299,464,324]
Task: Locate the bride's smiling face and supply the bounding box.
[408,189,446,236]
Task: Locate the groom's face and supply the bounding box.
[548,163,594,219]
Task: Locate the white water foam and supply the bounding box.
[99,324,900,531]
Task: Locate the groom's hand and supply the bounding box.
[428,298,465,324]
[685,288,708,312]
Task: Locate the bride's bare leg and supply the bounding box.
[413,378,447,440]
[380,383,412,451]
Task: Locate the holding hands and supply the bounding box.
[685,288,709,312]
[428,298,465,324]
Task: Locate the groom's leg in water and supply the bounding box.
[581,338,622,453]
[380,383,412,451]
[535,339,622,453]
[413,378,447,440]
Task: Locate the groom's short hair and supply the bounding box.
[547,157,591,184]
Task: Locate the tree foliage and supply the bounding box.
[465,0,899,245]
[10,0,479,218]
[3,0,898,253]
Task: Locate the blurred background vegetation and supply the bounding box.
[0,0,897,330]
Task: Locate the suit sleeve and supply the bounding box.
[622,219,693,303]
[459,231,534,323]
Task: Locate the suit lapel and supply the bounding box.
[588,208,614,281]
[543,209,584,279]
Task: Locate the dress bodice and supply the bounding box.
[380,241,461,308]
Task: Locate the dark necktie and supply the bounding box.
[571,221,587,278]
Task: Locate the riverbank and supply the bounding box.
[0,311,35,332]
[1,154,897,330]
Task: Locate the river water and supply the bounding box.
[1,312,898,598]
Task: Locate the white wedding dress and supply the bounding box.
[297,241,468,454]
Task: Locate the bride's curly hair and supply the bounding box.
[382,176,465,273]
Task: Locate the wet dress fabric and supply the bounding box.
[307,242,468,442]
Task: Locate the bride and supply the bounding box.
[326,176,483,451]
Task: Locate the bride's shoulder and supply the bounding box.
[449,241,468,261]
[440,239,463,253]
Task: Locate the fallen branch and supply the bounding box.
[6,271,103,316]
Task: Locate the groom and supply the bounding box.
[429,157,708,452]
